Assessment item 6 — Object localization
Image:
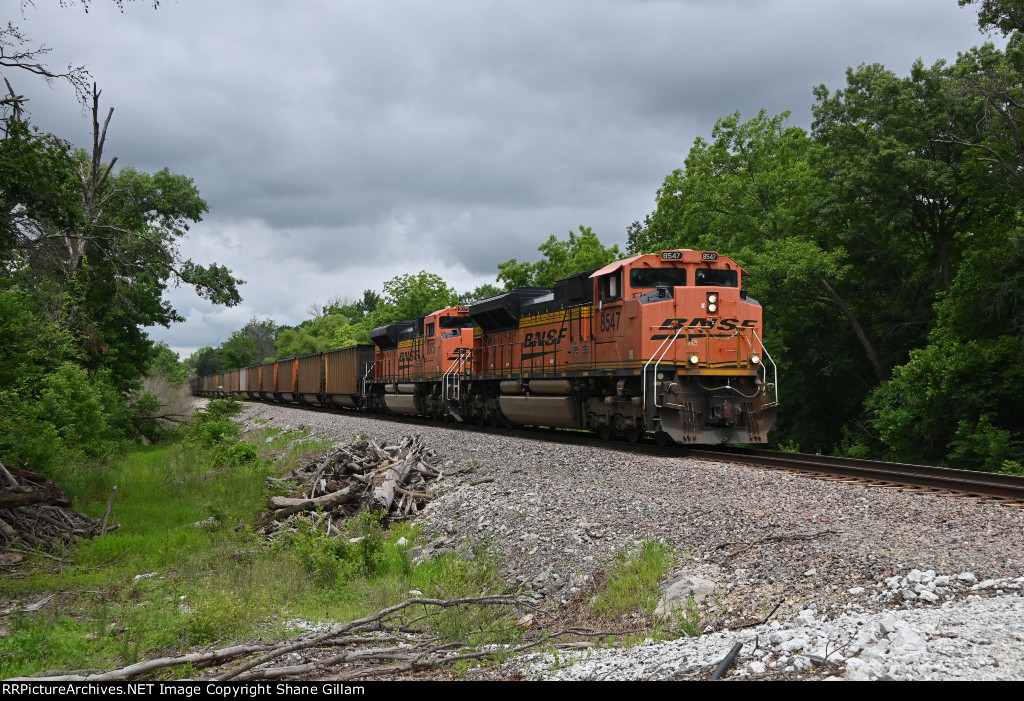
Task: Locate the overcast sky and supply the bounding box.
[11,0,995,357]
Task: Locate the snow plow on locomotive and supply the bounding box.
[193,250,778,445]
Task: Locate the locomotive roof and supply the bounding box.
[590,250,748,278]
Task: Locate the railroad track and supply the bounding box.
[678,446,1024,507]
[230,398,1024,507]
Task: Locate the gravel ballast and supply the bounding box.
[238,402,1024,680]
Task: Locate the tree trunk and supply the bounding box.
[817,275,889,382]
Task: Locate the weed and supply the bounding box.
[185,589,274,645]
[411,542,518,645]
[664,595,702,637]
[282,511,410,588]
[591,539,675,619]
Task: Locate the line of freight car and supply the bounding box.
[193,248,780,445]
[192,345,374,409]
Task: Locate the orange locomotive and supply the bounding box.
[367,249,777,444]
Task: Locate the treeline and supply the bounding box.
[0,5,241,474]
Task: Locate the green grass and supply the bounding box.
[589,539,703,638]
[0,403,514,678]
[591,539,674,618]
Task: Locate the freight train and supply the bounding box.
[192,249,778,445]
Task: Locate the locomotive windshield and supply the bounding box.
[439,316,475,329]
[630,268,687,289]
[695,268,738,287]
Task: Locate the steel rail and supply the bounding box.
[679,446,1024,503]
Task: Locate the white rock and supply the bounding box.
[793,655,813,673]
[794,609,817,626]
[890,628,928,652]
[878,615,900,635]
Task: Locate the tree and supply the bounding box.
[149,341,184,384]
[376,271,459,321]
[460,283,503,304]
[813,61,1013,293]
[628,111,819,256]
[861,230,1024,470]
[218,317,277,368]
[497,225,620,289]
[185,346,222,379]
[946,1,1024,196]
[960,0,1024,36]
[1,87,243,387]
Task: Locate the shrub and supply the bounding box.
[284,511,408,588]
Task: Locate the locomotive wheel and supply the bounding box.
[625,427,643,443]
[654,431,673,447]
[597,425,613,441]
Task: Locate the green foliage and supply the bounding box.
[948,415,1024,472]
[0,285,144,470]
[284,511,410,588]
[37,363,131,458]
[379,270,460,321]
[461,283,503,304]
[217,318,278,370]
[860,225,1024,470]
[629,110,818,256]
[410,543,515,644]
[185,589,274,645]
[591,539,674,619]
[0,120,81,250]
[274,311,369,358]
[149,342,185,384]
[498,225,620,289]
[186,398,243,449]
[185,346,223,378]
[960,0,1024,35]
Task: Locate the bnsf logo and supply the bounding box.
[522,328,567,348]
[651,317,757,340]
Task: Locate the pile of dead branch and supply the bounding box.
[258,435,443,537]
[0,461,114,569]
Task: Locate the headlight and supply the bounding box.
[750,354,760,365]
[688,354,699,365]
[707,303,718,313]
[706,292,719,314]
[707,293,718,304]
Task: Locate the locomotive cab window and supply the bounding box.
[630,268,687,289]
[425,322,436,336]
[695,268,738,287]
[599,271,622,301]
[439,317,475,330]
